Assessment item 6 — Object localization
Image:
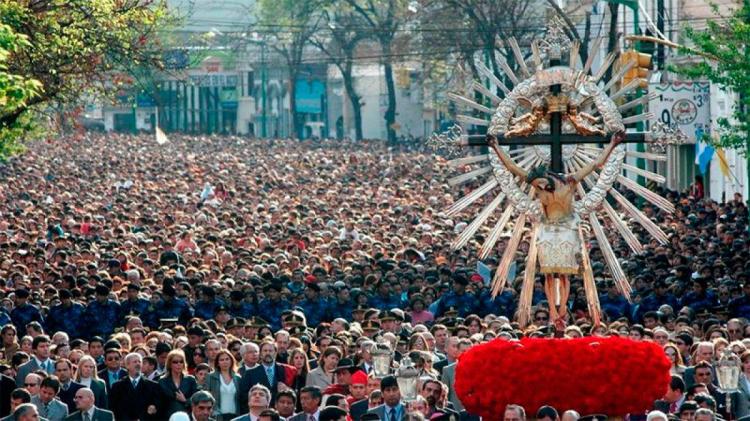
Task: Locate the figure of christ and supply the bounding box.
[486,131,625,325]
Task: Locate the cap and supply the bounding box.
[351,370,368,385]
[334,358,356,372]
[361,320,381,331]
[187,326,205,337]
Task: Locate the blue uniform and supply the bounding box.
[481,290,516,319]
[85,299,121,339]
[635,293,679,321]
[681,290,717,313]
[599,293,631,321]
[258,298,291,331]
[298,298,329,326]
[47,302,86,339]
[156,297,193,326]
[369,294,400,312]
[0,309,11,328]
[329,299,354,321]
[435,291,480,318]
[193,298,226,320]
[227,301,255,319]
[11,303,43,336]
[729,295,750,319]
[119,298,151,324]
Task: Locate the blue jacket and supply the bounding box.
[119,297,151,323]
[259,299,291,331]
[298,298,329,326]
[47,302,86,339]
[85,299,121,338]
[193,298,225,320]
[11,303,43,336]
[435,291,480,318]
[481,290,516,318]
[156,297,193,326]
[599,293,631,321]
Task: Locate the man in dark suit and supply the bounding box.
[108,353,160,421]
[238,341,288,414]
[97,349,126,393]
[0,373,16,417]
[55,359,85,412]
[64,388,113,421]
[654,375,686,415]
[287,386,322,421]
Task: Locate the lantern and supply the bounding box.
[716,349,741,416]
[371,341,393,378]
[396,356,420,401]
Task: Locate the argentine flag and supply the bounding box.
[695,126,714,174]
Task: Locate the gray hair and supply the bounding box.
[13,403,37,421]
[646,411,668,421]
[241,342,259,355]
[249,384,272,403]
[693,409,714,421]
[505,404,526,420]
[124,352,143,365]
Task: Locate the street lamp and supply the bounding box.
[396,355,420,402]
[371,341,393,378]
[717,349,741,418]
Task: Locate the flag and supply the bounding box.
[694,126,713,174]
[715,147,731,178]
[155,126,169,145]
[477,261,492,286]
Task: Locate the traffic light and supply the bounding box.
[619,50,651,89]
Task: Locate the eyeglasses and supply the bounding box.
[535,317,548,322]
[24,383,38,387]
[106,356,120,361]
[729,329,742,334]
[172,360,185,364]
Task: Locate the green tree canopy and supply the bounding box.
[0,0,169,157]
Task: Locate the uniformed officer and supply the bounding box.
[46,289,85,339]
[10,289,43,337]
[298,283,328,327]
[258,284,290,331]
[84,284,121,339]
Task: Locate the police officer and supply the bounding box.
[369,280,399,311]
[85,284,121,339]
[156,283,193,326]
[119,284,150,325]
[47,289,85,339]
[434,273,479,318]
[227,290,255,319]
[298,283,328,327]
[259,283,290,331]
[11,289,43,337]
[194,286,225,321]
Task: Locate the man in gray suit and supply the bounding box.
[287,386,322,421]
[31,376,68,421]
[440,363,463,412]
[64,388,113,421]
[16,335,54,387]
[366,376,407,421]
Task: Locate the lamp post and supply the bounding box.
[717,349,741,419]
[396,355,420,402]
[371,341,393,378]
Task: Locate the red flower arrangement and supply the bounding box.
[454,337,671,417]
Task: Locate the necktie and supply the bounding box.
[308,415,315,421]
[62,383,69,391]
[390,408,397,421]
[132,378,138,389]
[265,366,274,385]
[83,412,91,421]
[669,402,677,413]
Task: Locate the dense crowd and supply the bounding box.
[0,133,748,421]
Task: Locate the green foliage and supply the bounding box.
[677,2,750,151]
[0,0,169,158]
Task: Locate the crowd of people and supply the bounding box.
[0,133,748,421]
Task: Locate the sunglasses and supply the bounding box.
[107,356,120,361]
[172,360,185,364]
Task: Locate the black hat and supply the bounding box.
[319,406,348,421]
[361,319,381,331]
[59,289,72,300]
[306,283,321,292]
[452,273,469,286]
[247,317,270,328]
[14,289,30,299]
[95,284,110,296]
[263,283,282,293]
[187,326,205,337]
[226,318,240,330]
[334,358,357,372]
[353,305,369,314]
[283,311,306,326]
[444,306,459,316]
[230,290,244,301]
[288,326,307,337]
[104,340,121,351]
[127,284,141,291]
[379,310,396,322]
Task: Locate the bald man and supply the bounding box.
[63,388,113,421]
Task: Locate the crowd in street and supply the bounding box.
[0,133,748,421]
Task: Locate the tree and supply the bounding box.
[310,4,367,140]
[0,0,169,152]
[345,0,413,143]
[256,0,324,139]
[677,2,750,152]
[0,23,41,158]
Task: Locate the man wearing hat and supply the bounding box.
[228,290,255,319]
[366,375,406,421]
[84,284,121,339]
[194,286,225,321]
[259,284,291,331]
[154,283,193,327]
[369,281,399,312]
[637,279,679,322]
[46,289,86,340]
[10,289,43,337]
[323,358,359,396]
[360,320,381,339]
[119,283,150,325]
[434,274,478,318]
[298,283,328,327]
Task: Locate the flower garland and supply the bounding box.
[454,337,671,417]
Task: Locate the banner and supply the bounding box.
[649,80,710,144]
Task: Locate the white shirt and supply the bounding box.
[304,409,320,421]
[219,376,237,414]
[79,377,92,387]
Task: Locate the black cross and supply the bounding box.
[464,60,647,173]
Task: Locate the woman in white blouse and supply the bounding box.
[206,350,242,421]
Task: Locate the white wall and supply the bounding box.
[707,85,747,201]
